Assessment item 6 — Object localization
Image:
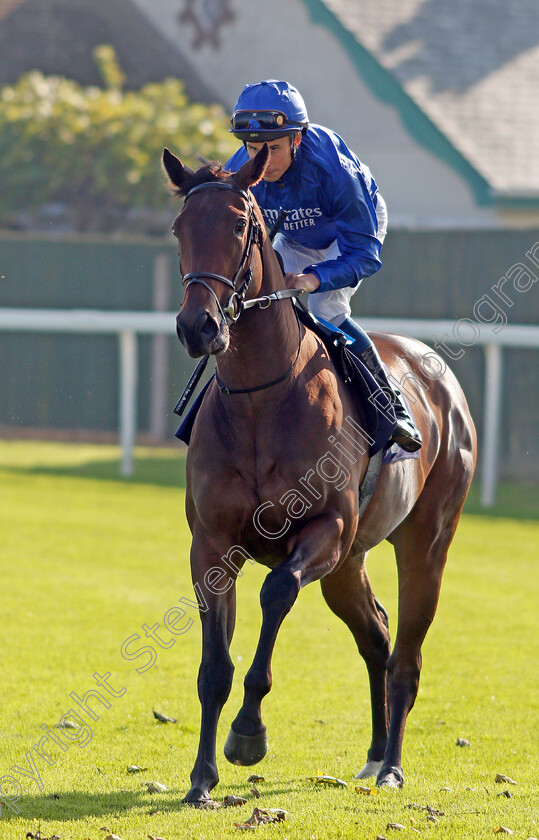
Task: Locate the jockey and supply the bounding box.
[226,79,422,452]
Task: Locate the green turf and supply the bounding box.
[0,441,537,840]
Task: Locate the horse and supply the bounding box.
[162,144,477,805]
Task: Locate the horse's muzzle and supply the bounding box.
[176,308,227,358]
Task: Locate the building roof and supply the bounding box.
[313,0,539,199]
[0,0,215,101]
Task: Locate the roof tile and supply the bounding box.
[320,0,539,194]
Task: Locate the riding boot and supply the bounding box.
[337,317,423,453]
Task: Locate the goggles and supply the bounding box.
[230,110,303,132]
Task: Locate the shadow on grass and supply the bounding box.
[3,789,190,821]
[0,453,187,489]
[6,783,300,821]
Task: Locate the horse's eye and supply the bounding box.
[234,219,247,235]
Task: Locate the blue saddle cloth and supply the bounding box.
[175,304,418,466]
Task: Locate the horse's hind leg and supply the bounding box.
[377,501,464,788]
[320,553,391,778]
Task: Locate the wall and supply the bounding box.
[0,234,191,438]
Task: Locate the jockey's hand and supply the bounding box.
[283,272,320,293]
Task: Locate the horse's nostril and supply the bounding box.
[197,311,219,344]
[176,308,220,356]
[176,314,186,344]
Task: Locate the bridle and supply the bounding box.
[180,181,264,326]
[173,179,304,407]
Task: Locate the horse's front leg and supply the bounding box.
[224,512,345,766]
[184,532,238,805]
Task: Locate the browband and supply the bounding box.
[184,181,252,206]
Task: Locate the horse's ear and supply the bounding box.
[162,148,194,190]
[233,144,270,191]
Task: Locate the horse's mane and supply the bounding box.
[174,161,230,197]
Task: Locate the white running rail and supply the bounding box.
[0,308,537,506]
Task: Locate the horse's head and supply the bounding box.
[163,145,270,358]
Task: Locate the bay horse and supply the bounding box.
[163,144,477,805]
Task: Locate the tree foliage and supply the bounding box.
[0,45,238,232]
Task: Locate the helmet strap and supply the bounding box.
[290,132,302,163]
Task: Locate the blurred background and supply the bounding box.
[0,0,537,494]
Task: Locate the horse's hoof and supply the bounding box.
[183,798,220,809]
[376,765,404,789]
[182,785,219,807]
[354,759,384,779]
[182,792,220,808]
[224,727,267,766]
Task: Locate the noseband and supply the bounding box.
[180,181,263,326]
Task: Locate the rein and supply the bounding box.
[174,181,304,411]
[215,303,303,395]
[173,288,304,415]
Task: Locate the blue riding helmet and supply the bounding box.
[230,80,309,142]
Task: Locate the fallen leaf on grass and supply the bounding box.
[456,737,471,747]
[307,775,347,787]
[405,803,444,817]
[266,808,287,820]
[376,836,388,840]
[142,781,168,793]
[54,720,78,730]
[105,835,123,840]
[223,795,248,807]
[387,823,407,830]
[247,774,265,783]
[495,774,517,785]
[25,834,61,840]
[494,828,514,835]
[127,764,148,773]
[148,835,168,840]
[153,710,177,723]
[355,785,377,795]
[497,790,512,798]
[250,788,260,798]
[234,806,287,828]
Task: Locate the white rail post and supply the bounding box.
[481,343,503,507]
[150,253,171,440]
[119,330,138,476]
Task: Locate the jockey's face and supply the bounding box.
[245,134,301,182]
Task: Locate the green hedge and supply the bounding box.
[0,45,237,231]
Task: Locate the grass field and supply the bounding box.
[0,441,537,840]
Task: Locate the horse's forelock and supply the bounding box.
[176,161,230,197]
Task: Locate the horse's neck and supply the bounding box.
[215,237,301,394]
